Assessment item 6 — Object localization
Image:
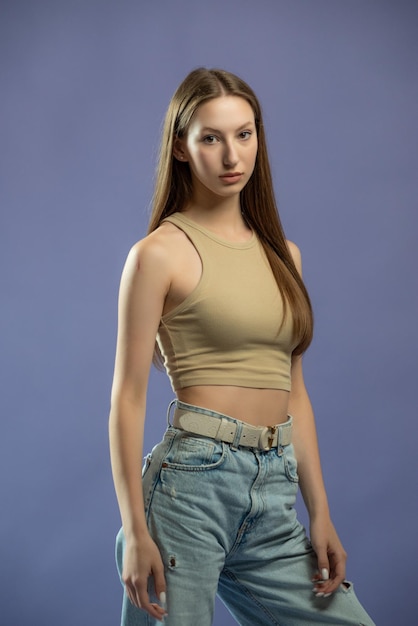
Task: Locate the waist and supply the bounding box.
[176,385,289,426]
[169,399,293,451]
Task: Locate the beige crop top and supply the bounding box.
[157,213,296,391]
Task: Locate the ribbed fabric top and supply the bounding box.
[157,212,295,391]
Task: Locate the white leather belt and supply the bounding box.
[172,407,292,450]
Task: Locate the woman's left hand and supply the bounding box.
[309,515,347,597]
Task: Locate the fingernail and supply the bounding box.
[159,591,167,610]
[321,568,329,581]
[324,593,332,598]
[315,592,325,597]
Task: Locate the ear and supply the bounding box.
[173,136,188,162]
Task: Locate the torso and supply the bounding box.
[157,219,291,427]
[177,385,290,427]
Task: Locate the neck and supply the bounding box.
[182,204,251,242]
[183,186,246,233]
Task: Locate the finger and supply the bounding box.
[149,602,167,622]
[137,587,166,621]
[312,550,331,597]
[315,560,330,587]
[159,591,167,613]
[315,555,346,596]
[153,566,167,608]
[317,560,330,581]
[125,582,141,609]
[328,556,346,591]
[128,577,155,615]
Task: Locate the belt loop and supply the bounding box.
[277,424,283,448]
[278,416,292,447]
[230,421,243,451]
[166,398,177,426]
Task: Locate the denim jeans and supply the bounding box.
[116,402,375,625]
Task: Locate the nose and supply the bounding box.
[223,140,239,167]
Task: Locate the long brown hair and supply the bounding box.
[148,68,313,355]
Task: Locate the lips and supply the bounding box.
[219,172,243,183]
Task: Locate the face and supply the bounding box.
[175,96,258,200]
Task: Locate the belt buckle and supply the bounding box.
[260,426,277,450]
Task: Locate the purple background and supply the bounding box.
[1,1,417,624]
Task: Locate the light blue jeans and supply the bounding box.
[116,401,375,625]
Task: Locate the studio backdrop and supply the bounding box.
[1,1,417,624]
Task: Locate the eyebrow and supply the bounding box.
[200,121,255,134]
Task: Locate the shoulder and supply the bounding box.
[126,222,185,270]
[121,221,193,293]
[286,240,303,275]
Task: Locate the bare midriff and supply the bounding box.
[176,385,290,427]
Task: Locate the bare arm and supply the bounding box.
[287,241,347,596]
[288,355,329,518]
[109,233,171,620]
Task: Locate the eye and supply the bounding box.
[239,131,252,140]
[202,135,219,144]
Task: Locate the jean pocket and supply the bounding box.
[142,453,152,477]
[282,445,299,483]
[161,433,227,470]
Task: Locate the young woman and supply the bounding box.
[109,68,375,626]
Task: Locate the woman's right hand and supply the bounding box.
[122,533,167,622]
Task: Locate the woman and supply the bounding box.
[109,68,375,625]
